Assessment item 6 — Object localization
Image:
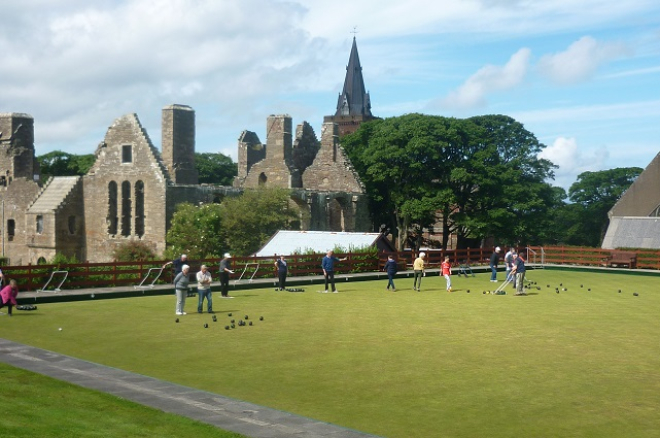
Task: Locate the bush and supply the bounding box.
[112,240,157,262]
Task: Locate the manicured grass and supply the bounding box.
[0,362,246,438]
[2,269,660,437]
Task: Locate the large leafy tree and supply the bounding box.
[165,203,226,259]
[557,167,642,246]
[38,151,96,179]
[195,152,237,185]
[220,188,299,256]
[343,113,558,249]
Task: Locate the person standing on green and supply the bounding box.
[413,252,425,291]
[219,253,234,298]
[321,250,346,293]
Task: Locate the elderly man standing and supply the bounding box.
[510,252,527,296]
[173,265,190,315]
[196,265,213,313]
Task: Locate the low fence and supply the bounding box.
[527,246,660,270]
[4,246,656,292]
[0,247,503,292]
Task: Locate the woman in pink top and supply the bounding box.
[0,279,19,316]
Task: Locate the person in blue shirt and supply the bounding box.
[321,250,346,293]
[163,254,187,281]
[383,255,398,291]
[274,255,288,291]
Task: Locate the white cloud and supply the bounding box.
[537,36,631,85]
[539,136,608,188]
[437,48,530,109]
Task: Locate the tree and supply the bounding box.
[195,152,237,185]
[220,188,299,256]
[560,167,642,246]
[342,114,559,250]
[165,203,226,259]
[38,151,96,179]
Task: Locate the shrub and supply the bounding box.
[112,240,157,262]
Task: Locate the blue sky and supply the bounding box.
[2,0,659,189]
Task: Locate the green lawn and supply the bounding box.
[0,363,246,438]
[2,268,660,438]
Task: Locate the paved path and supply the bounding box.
[0,338,381,438]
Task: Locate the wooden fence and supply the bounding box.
[3,246,657,292]
[0,247,503,292]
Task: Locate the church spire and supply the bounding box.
[335,37,372,117]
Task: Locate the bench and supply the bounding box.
[608,251,637,269]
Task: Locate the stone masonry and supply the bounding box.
[1,105,371,265]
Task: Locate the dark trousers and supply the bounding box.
[0,300,13,316]
[278,271,287,290]
[220,272,229,297]
[387,273,396,289]
[324,271,336,292]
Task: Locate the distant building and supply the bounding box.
[602,154,660,249]
[0,40,378,265]
[255,230,395,257]
[324,37,377,137]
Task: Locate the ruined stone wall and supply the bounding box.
[234,131,265,187]
[54,180,85,262]
[0,178,41,265]
[302,122,365,194]
[241,115,297,188]
[292,122,320,185]
[290,190,370,232]
[83,114,169,262]
[0,113,37,185]
[161,104,198,185]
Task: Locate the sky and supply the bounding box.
[2,0,659,190]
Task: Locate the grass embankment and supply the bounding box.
[0,363,246,438]
[2,269,660,437]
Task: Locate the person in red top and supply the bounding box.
[0,279,19,316]
[441,256,452,293]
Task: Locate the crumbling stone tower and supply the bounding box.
[236,115,299,188]
[0,113,42,264]
[0,113,39,184]
[161,104,198,185]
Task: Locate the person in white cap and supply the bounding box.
[219,253,234,298]
[490,247,501,282]
[412,252,426,291]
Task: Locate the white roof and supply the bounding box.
[255,230,383,256]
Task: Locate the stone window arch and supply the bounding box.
[68,216,76,234]
[121,181,132,237]
[135,180,145,237]
[327,198,345,232]
[107,181,118,235]
[7,219,15,241]
[258,172,267,187]
[122,145,133,163]
[36,215,44,234]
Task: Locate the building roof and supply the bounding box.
[255,230,388,256]
[28,176,80,213]
[602,216,660,249]
[335,37,372,117]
